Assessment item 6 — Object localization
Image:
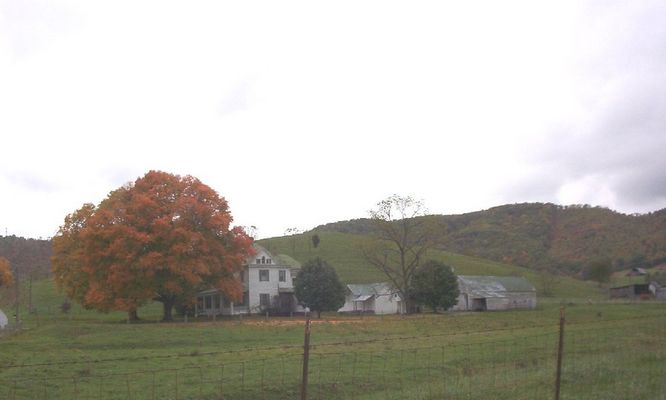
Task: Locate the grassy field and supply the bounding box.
[0,236,664,399]
[259,231,606,300]
[1,277,665,399]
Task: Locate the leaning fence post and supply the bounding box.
[301,312,312,400]
[555,306,565,400]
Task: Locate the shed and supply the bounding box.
[338,283,403,314]
[451,276,537,311]
[626,267,648,277]
[609,284,651,299]
[656,287,666,300]
[648,282,666,300]
[0,309,7,329]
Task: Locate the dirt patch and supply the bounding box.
[239,319,366,327]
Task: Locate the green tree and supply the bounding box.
[584,258,612,287]
[411,260,459,312]
[537,267,561,297]
[294,258,345,318]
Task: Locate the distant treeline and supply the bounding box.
[0,235,52,279]
[314,203,666,275]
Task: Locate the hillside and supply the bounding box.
[313,203,666,274]
[258,231,604,299]
[0,235,52,278]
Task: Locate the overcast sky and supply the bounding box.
[1,0,665,240]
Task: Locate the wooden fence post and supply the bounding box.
[301,313,312,400]
[555,307,565,400]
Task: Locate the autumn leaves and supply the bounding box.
[52,171,254,322]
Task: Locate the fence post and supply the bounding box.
[301,312,312,400]
[554,306,565,400]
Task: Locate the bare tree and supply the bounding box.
[243,225,258,240]
[537,267,561,297]
[361,195,437,314]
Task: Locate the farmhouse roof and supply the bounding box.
[248,245,298,268]
[458,276,536,298]
[347,282,396,298]
[274,253,301,269]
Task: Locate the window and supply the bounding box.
[259,293,270,308]
[267,258,272,264]
[204,296,212,309]
[256,258,261,264]
[259,269,269,281]
[279,270,286,282]
[261,256,266,264]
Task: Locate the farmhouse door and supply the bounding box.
[278,293,294,313]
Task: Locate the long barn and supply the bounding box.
[451,276,537,311]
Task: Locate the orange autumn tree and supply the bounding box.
[0,257,13,288]
[52,171,254,322]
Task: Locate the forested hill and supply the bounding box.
[0,236,52,278]
[313,203,666,274]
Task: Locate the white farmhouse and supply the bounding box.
[338,282,403,314]
[196,245,301,316]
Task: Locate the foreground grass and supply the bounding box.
[1,285,665,399]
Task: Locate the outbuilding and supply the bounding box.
[451,276,537,311]
[609,283,651,299]
[338,283,403,314]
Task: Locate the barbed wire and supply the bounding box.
[2,322,664,400]
[1,312,664,371]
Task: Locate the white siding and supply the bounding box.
[197,245,299,316]
[373,294,400,314]
[247,267,293,311]
[338,285,402,314]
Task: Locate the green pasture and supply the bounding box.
[0,235,664,399]
[259,231,605,300]
[1,277,665,399]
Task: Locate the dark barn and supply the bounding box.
[609,284,651,299]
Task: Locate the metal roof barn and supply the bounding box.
[451,276,537,311]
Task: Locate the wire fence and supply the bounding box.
[2,313,666,400]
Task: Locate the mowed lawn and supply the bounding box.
[0,277,665,399]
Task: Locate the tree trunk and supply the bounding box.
[162,298,175,322]
[317,310,321,319]
[402,288,414,314]
[128,309,139,323]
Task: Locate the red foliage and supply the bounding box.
[0,257,13,287]
[52,171,254,320]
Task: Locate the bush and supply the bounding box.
[411,260,459,312]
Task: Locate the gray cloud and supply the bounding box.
[503,1,666,213]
